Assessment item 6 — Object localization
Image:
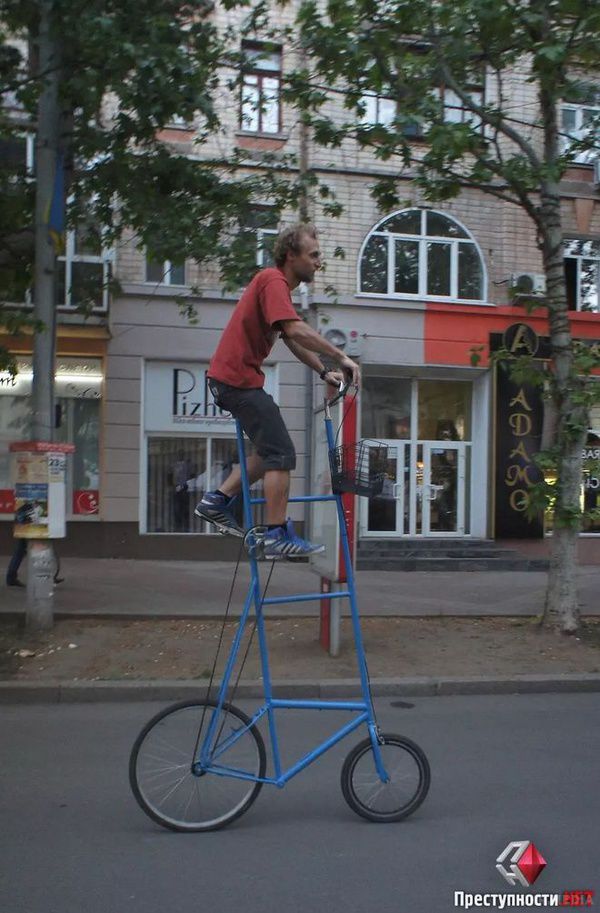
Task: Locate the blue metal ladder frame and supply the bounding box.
[197,399,389,787]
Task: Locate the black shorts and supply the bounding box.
[208,379,296,471]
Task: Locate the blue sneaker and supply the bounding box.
[194,492,244,537]
[262,520,325,560]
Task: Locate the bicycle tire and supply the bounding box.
[129,699,267,832]
[341,732,430,823]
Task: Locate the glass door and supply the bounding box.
[421,442,466,535]
[360,441,410,537]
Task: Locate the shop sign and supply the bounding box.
[502,323,539,357]
[583,438,600,494]
[0,358,102,399]
[144,361,277,433]
[495,363,544,538]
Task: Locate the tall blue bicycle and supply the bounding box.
[129,384,430,831]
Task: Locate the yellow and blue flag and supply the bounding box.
[46,151,65,255]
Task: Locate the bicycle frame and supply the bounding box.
[196,397,390,787]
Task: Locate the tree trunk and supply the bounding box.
[538,69,586,634]
[27,0,62,633]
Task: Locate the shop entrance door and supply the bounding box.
[359,441,410,537]
[420,442,466,536]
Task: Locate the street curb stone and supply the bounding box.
[2,673,600,703]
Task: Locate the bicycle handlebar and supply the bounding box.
[326,377,353,408]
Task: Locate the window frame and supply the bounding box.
[358,93,397,127]
[357,208,487,304]
[144,257,187,287]
[560,101,600,163]
[57,226,113,313]
[240,41,282,135]
[0,130,35,175]
[439,84,484,130]
[563,238,600,313]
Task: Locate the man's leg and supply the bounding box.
[6,538,27,586]
[218,453,265,498]
[194,453,265,536]
[263,469,290,525]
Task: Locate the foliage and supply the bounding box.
[282,0,600,627]
[0,0,302,369]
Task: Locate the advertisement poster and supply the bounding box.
[10,445,72,538]
[14,482,49,538]
[13,453,49,538]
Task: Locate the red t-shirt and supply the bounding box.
[208,268,301,388]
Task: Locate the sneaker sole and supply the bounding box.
[194,508,245,538]
[263,545,326,560]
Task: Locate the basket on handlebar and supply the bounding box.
[329,440,389,497]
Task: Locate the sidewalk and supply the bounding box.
[2,557,599,702]
[2,556,600,619]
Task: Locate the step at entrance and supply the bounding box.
[356,539,549,571]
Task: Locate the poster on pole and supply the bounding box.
[10,443,73,538]
[309,398,344,581]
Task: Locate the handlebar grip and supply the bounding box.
[327,379,352,407]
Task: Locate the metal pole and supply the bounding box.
[26,0,61,631]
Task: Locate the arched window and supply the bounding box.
[358,209,486,301]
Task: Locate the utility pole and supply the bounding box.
[26,0,61,631]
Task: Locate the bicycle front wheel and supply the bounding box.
[129,700,267,832]
[341,732,430,822]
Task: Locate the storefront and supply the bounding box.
[358,371,490,539]
[0,355,102,521]
[141,360,275,535]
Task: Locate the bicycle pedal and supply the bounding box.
[243,525,268,560]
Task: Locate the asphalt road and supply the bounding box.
[1,694,598,913]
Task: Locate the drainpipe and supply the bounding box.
[298,89,315,536]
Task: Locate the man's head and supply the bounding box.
[274,223,321,286]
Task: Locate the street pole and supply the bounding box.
[27,0,61,631]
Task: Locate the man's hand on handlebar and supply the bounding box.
[338,356,361,388]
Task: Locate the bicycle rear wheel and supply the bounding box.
[341,732,430,822]
[130,699,266,832]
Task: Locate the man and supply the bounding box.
[195,222,360,559]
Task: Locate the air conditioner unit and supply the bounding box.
[510,273,547,297]
[322,327,363,357]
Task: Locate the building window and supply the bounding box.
[564,239,599,312]
[240,43,281,134]
[440,86,483,129]
[57,223,112,312]
[359,94,396,127]
[143,360,275,533]
[0,131,34,175]
[359,209,485,301]
[582,418,600,534]
[146,437,246,533]
[145,257,186,286]
[0,357,102,517]
[245,209,277,267]
[561,87,600,163]
[360,85,483,137]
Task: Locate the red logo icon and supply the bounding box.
[496,841,547,887]
[73,490,99,515]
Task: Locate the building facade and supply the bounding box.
[1,6,599,560]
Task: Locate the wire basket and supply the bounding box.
[329,440,389,497]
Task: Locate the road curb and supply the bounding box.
[2,673,600,703]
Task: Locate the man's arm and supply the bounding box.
[282,336,344,387]
[278,319,361,386]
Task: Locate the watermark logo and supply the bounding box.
[496,841,547,887]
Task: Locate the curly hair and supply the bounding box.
[273,223,318,268]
